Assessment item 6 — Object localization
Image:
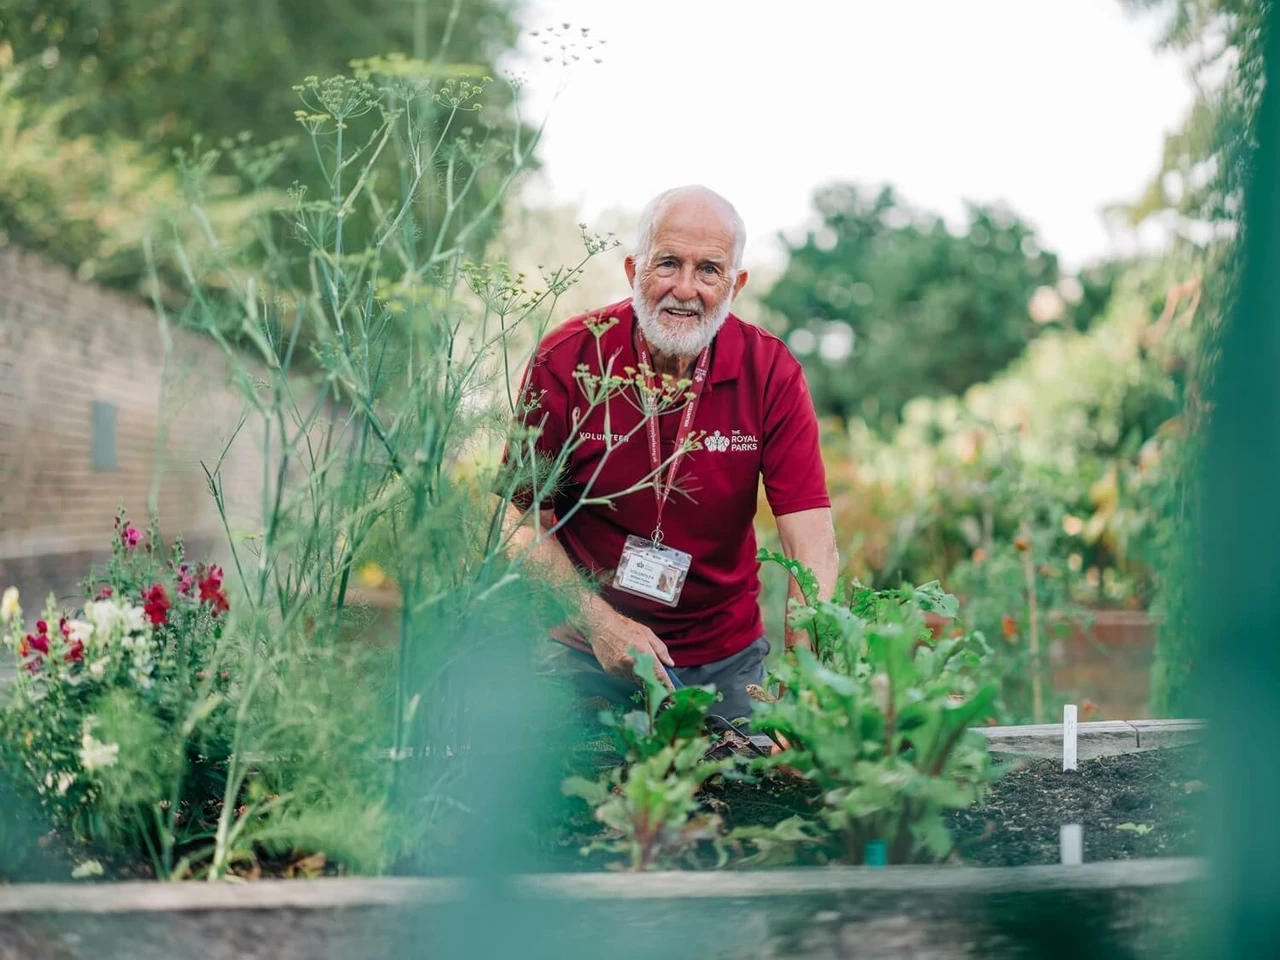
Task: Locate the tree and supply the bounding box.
[0,0,522,164]
[763,184,1065,427]
[1110,0,1264,718]
[0,0,532,289]
[1112,0,1262,238]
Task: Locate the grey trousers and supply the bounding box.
[540,636,769,727]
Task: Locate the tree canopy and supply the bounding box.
[0,0,529,289]
[0,0,520,160]
[760,184,1118,428]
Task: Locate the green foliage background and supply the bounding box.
[763,184,1122,428]
[0,0,528,291]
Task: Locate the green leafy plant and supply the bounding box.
[561,656,736,871]
[736,551,999,865]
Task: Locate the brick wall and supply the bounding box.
[0,246,267,611]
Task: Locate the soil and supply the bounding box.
[694,745,1206,867]
[948,746,1207,866]
[0,771,345,884]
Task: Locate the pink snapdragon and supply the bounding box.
[121,524,143,549]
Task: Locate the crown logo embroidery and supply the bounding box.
[705,430,730,453]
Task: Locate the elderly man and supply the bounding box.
[506,185,838,724]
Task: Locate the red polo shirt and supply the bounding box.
[512,299,829,666]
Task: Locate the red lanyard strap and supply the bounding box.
[635,335,711,544]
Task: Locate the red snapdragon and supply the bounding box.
[121,524,142,549]
[19,620,50,663]
[142,583,171,626]
[19,617,82,668]
[197,565,229,616]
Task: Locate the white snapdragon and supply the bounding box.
[44,771,76,796]
[83,600,121,639]
[125,604,148,634]
[83,598,148,641]
[64,619,94,647]
[1,586,19,622]
[79,723,120,771]
[79,598,154,687]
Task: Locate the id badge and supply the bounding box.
[613,535,692,607]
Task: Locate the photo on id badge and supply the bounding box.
[614,535,691,607]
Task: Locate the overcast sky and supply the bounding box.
[507,0,1196,272]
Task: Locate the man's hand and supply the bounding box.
[499,501,675,689]
[586,606,676,689]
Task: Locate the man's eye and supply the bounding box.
[701,264,719,275]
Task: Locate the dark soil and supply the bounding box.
[678,746,1207,868]
[705,770,822,831]
[1,770,345,884]
[947,746,1207,866]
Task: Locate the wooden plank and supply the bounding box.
[0,877,463,915]
[976,720,1139,759]
[516,858,1204,899]
[0,860,1205,915]
[1128,719,1206,749]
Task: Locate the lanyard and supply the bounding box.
[635,334,711,546]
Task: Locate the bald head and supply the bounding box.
[634,185,746,272]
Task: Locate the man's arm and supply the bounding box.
[501,502,675,686]
[775,507,840,652]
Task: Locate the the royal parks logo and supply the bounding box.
[705,430,730,453]
[704,429,758,453]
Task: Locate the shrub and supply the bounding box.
[0,510,238,876]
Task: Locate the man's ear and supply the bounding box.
[624,255,637,287]
[732,269,749,299]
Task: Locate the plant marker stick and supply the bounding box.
[1060,824,1083,865]
[1063,703,1078,772]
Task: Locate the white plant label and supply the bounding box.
[1063,703,1078,772]
[1060,823,1083,865]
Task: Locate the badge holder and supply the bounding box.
[613,531,692,607]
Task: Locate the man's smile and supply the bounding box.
[661,307,702,321]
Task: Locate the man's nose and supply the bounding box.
[672,266,700,303]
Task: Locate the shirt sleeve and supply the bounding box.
[760,356,831,517]
[505,350,567,511]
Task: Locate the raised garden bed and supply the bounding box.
[551,719,1208,871]
[0,721,1209,959]
[0,860,1206,960]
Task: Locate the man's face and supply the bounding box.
[626,199,748,357]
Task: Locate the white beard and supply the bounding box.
[632,286,732,357]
